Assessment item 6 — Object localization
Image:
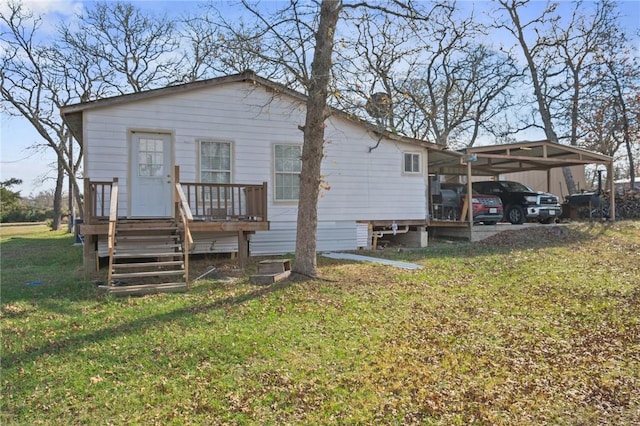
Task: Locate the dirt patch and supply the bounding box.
[478,224,581,248]
[188,254,246,281]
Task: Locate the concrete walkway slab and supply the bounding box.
[321,252,424,270]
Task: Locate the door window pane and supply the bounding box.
[138,138,164,177]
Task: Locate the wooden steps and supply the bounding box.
[113,251,182,259]
[103,219,187,296]
[112,260,184,269]
[98,282,187,296]
[112,269,185,279]
[250,259,291,285]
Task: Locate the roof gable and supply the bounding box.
[60,71,304,115]
[59,71,456,157]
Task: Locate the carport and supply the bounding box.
[426,140,615,239]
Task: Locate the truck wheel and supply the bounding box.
[507,206,525,224]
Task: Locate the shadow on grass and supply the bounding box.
[1,233,91,305]
[3,221,630,370]
[2,278,296,369]
[356,221,616,263]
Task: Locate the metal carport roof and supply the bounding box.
[428,140,616,222]
[428,140,612,176]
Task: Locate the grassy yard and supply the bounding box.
[1,221,639,425]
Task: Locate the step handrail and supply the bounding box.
[175,182,193,283]
[107,178,119,286]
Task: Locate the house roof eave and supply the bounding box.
[59,70,453,155]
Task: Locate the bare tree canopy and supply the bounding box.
[1,1,80,228]
[494,0,639,192]
[2,0,638,256]
[2,0,190,229]
[60,1,182,94]
[332,4,522,149]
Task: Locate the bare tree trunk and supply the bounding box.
[625,138,636,188]
[608,63,636,188]
[51,158,64,230]
[72,175,84,220]
[524,36,578,194]
[293,0,341,278]
[500,0,577,194]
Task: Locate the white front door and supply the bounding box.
[130,132,172,217]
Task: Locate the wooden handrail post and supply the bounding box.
[82,178,93,277]
[184,229,190,284]
[109,178,119,221]
[83,178,91,224]
[107,178,119,287]
[174,181,193,285]
[262,181,268,221]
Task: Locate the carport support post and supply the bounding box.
[466,161,474,229]
[607,161,616,221]
[424,149,430,221]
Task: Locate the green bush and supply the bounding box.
[1,206,54,223]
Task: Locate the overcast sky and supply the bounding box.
[1,0,639,196]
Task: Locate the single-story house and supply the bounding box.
[61,71,614,294]
[61,71,465,292]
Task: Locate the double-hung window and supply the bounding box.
[200,140,231,184]
[274,144,302,201]
[403,152,421,174]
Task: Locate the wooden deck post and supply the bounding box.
[262,182,268,219]
[83,178,91,223]
[83,235,96,278]
[237,231,249,269]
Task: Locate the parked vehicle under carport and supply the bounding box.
[472,180,562,225]
[439,183,504,225]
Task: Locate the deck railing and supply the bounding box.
[85,179,116,222]
[84,178,268,224]
[180,182,268,222]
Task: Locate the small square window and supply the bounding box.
[404,152,421,174]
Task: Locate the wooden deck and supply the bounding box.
[81,219,269,235]
[80,173,270,285]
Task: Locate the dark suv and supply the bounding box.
[472,180,562,224]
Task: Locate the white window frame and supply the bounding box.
[274,143,302,202]
[199,140,232,184]
[403,152,422,174]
